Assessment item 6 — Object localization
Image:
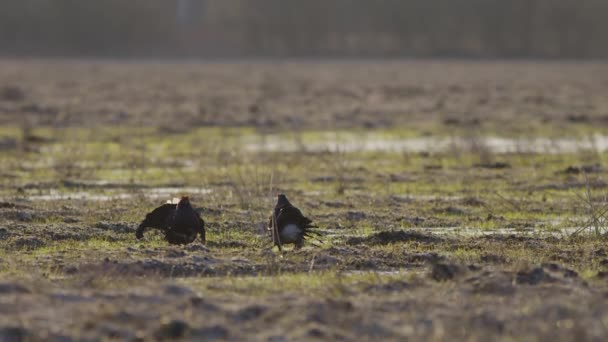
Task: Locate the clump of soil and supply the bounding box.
[0,85,25,102]
[346,230,441,246]
[94,221,133,234]
[515,267,552,285]
[561,163,603,175]
[8,236,45,250]
[0,282,31,294]
[474,162,511,169]
[155,319,190,339]
[0,202,32,210]
[0,326,29,341]
[430,262,465,281]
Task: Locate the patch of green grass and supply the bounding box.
[181,270,414,297]
[4,124,608,285]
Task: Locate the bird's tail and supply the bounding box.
[303,226,324,246]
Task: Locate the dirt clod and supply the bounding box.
[94,221,132,234]
[156,319,190,339]
[163,285,195,296]
[515,267,552,285]
[430,263,464,281]
[8,236,45,250]
[347,230,440,246]
[474,162,511,169]
[562,163,603,174]
[234,305,267,322]
[0,86,25,101]
[346,211,366,221]
[193,325,229,340]
[0,326,28,342]
[0,282,31,294]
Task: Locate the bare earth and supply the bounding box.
[1,59,608,133]
[1,59,608,341]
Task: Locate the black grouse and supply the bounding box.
[268,194,317,250]
[136,196,205,245]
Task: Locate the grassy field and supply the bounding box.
[1,60,608,340]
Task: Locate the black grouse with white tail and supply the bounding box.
[268,194,317,250]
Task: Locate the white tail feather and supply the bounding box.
[166,197,180,204]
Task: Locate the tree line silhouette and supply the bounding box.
[1,0,606,58]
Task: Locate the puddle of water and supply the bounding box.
[344,269,420,276]
[22,187,213,201]
[391,194,464,202]
[323,226,580,240]
[148,187,212,196]
[28,191,134,201]
[245,134,608,154]
[410,226,579,237]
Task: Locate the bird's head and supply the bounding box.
[276,193,291,207]
[177,196,191,209]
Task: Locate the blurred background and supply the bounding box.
[1,0,607,59]
[1,0,608,133]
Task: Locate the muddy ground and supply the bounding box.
[1,59,608,134]
[1,59,608,341]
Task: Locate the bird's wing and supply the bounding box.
[135,203,176,239]
[138,203,175,230]
[276,205,313,229]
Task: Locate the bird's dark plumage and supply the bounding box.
[136,197,205,245]
[268,194,317,250]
